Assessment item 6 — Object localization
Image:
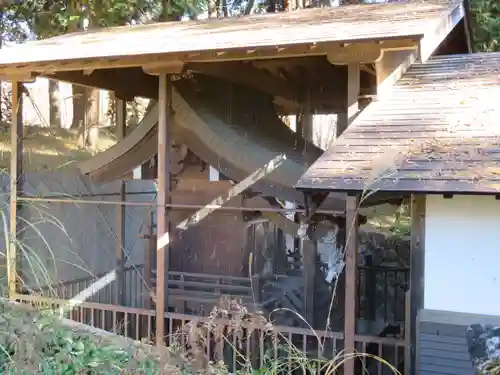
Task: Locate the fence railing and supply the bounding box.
[15,293,408,375]
[33,263,410,336]
[32,267,304,316]
[32,264,146,308]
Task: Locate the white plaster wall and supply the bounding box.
[425,195,500,315]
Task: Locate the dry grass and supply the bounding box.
[0,295,403,375]
[0,126,116,172]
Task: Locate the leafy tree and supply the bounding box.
[469,0,500,52]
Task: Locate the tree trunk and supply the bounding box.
[48,79,60,128]
[82,87,100,152]
[222,0,229,17]
[208,0,217,18]
[71,84,86,130]
[107,90,116,127]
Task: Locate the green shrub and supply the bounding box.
[469,0,500,52]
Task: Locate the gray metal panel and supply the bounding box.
[297,53,500,195]
[418,309,476,375]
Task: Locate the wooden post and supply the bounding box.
[156,73,173,346]
[302,219,315,326]
[298,91,316,327]
[143,210,153,310]
[115,98,127,306]
[337,64,360,137]
[344,194,360,375]
[409,194,426,375]
[8,81,23,298]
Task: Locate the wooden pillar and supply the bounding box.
[8,81,23,298]
[344,194,360,375]
[337,64,360,138]
[298,90,316,327]
[115,98,127,306]
[143,210,154,310]
[156,73,173,346]
[409,194,426,375]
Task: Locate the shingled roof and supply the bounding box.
[296,53,500,195]
[0,0,463,74]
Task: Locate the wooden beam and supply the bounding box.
[0,72,38,83]
[155,73,173,347]
[53,69,156,100]
[8,81,23,298]
[2,39,420,76]
[143,60,185,76]
[344,194,360,375]
[327,46,383,65]
[360,64,376,76]
[186,61,301,105]
[410,194,426,375]
[53,69,352,114]
[337,63,360,137]
[419,2,465,62]
[462,9,473,54]
[375,50,417,97]
[115,98,127,306]
[327,39,418,65]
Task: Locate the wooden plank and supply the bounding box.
[115,98,127,306]
[376,50,417,96]
[155,73,173,347]
[419,1,465,62]
[344,194,360,375]
[8,81,23,298]
[167,289,254,301]
[158,280,252,293]
[0,0,459,73]
[143,211,153,310]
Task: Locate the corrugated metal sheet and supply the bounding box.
[0,0,460,70]
[296,52,500,195]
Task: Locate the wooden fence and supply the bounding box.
[16,293,407,375]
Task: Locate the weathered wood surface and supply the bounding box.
[76,76,347,209]
[297,53,500,195]
[0,0,461,74]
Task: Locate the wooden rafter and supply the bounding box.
[185,61,301,104]
[1,38,422,79]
